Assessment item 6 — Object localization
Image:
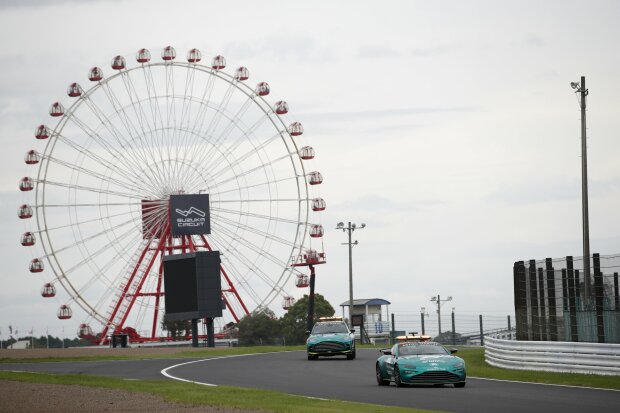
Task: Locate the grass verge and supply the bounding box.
[0,345,305,364]
[0,371,440,413]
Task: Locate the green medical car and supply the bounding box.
[306,317,356,360]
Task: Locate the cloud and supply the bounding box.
[411,44,458,57]
[0,0,119,10]
[298,106,477,122]
[355,45,400,59]
[523,34,545,47]
[333,194,447,212]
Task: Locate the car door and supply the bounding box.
[384,344,399,376]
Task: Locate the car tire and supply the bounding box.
[352,349,356,359]
[376,364,389,386]
[347,353,354,360]
[393,365,404,387]
[454,382,466,388]
[307,354,317,360]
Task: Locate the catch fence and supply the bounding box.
[514,253,620,343]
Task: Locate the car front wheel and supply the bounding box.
[376,364,389,386]
[454,382,466,388]
[393,365,404,387]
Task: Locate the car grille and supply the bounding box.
[312,341,347,352]
[408,371,461,382]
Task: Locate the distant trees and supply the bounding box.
[236,294,336,346]
[161,320,192,340]
[280,294,335,345]
[237,308,282,346]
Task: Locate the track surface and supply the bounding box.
[2,349,619,412]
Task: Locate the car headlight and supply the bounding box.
[453,362,464,368]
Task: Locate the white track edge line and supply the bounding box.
[160,350,302,387]
[469,376,620,392]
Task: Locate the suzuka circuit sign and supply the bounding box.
[170,194,211,236]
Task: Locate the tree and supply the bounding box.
[237,308,282,346]
[280,293,335,345]
[161,319,192,340]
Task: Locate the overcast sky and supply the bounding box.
[1,0,619,339]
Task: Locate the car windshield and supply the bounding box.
[398,343,449,356]
[312,322,349,334]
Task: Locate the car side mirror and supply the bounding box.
[350,329,355,333]
[305,330,311,335]
[450,348,458,354]
[380,349,392,355]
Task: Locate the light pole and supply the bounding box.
[420,307,429,335]
[430,294,452,336]
[336,222,366,324]
[571,76,592,302]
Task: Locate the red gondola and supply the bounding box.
[311,197,326,212]
[20,232,36,246]
[211,55,226,69]
[41,283,56,298]
[162,46,176,61]
[29,258,44,273]
[308,171,323,185]
[35,125,51,140]
[288,122,303,136]
[136,48,151,63]
[111,55,126,70]
[295,274,309,288]
[274,101,289,115]
[310,224,324,238]
[24,150,40,165]
[49,102,64,117]
[18,204,33,219]
[19,177,34,191]
[299,146,315,160]
[234,67,249,81]
[88,67,103,81]
[57,305,72,320]
[255,82,270,96]
[187,48,202,63]
[67,82,83,97]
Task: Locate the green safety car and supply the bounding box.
[375,339,466,387]
[306,317,356,360]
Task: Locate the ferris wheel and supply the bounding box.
[18,46,326,343]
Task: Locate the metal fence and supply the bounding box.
[514,253,620,343]
[387,312,515,345]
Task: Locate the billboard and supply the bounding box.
[170,194,211,236]
[163,251,223,321]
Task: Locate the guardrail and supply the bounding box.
[485,336,620,375]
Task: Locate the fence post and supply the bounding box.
[479,314,484,346]
[614,272,619,311]
[507,315,511,331]
[421,312,425,335]
[391,313,395,345]
[538,267,548,340]
[451,310,456,345]
[529,260,540,340]
[593,253,605,343]
[566,256,579,341]
[545,258,558,341]
[514,261,528,340]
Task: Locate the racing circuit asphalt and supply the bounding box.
[1,349,619,413]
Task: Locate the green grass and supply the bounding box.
[0,345,305,364]
[455,346,620,390]
[0,371,440,413]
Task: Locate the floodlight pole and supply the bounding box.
[576,76,592,302]
[337,222,365,324]
[431,294,452,335]
[306,265,316,333]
